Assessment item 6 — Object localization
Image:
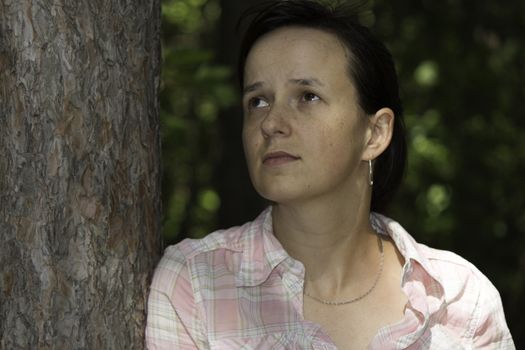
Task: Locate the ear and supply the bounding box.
[362,107,394,161]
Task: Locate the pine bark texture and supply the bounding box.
[0,0,162,349]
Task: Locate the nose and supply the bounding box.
[260,102,291,138]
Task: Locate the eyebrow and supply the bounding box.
[289,78,325,87]
[243,82,264,95]
[243,77,325,95]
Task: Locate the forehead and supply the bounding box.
[244,26,351,84]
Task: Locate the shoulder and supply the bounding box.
[375,212,499,307]
[146,224,256,349]
[375,212,514,347]
[162,225,245,263]
[150,219,256,295]
[375,212,496,299]
[418,243,498,301]
[420,244,487,282]
[415,243,514,347]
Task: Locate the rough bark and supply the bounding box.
[0,0,161,348]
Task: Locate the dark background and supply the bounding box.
[159,0,524,346]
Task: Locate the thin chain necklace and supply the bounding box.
[303,233,384,305]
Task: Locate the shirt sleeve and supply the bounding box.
[146,245,207,349]
[470,273,515,349]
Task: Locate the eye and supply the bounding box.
[248,97,269,109]
[302,92,320,102]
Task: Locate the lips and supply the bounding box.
[262,151,300,166]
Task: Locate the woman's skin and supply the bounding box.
[242,26,407,349]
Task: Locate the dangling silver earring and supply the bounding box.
[368,160,374,186]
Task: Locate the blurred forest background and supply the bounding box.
[159,0,524,346]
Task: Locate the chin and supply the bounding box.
[255,184,305,205]
[250,173,312,204]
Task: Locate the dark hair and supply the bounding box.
[237,0,407,213]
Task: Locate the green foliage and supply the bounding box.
[160,0,235,243]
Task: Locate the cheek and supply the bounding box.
[242,126,259,160]
[316,124,351,151]
[315,123,364,164]
[241,123,251,148]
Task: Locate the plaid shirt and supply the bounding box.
[146,207,515,349]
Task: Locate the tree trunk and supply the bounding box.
[0,0,161,349]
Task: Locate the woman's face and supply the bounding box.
[242,26,370,205]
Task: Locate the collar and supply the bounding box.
[370,212,445,291]
[371,212,447,349]
[230,208,447,348]
[234,208,446,298]
[235,207,290,287]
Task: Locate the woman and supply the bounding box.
[146,1,514,349]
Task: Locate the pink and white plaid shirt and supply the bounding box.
[146,207,515,349]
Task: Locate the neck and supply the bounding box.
[272,192,379,295]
